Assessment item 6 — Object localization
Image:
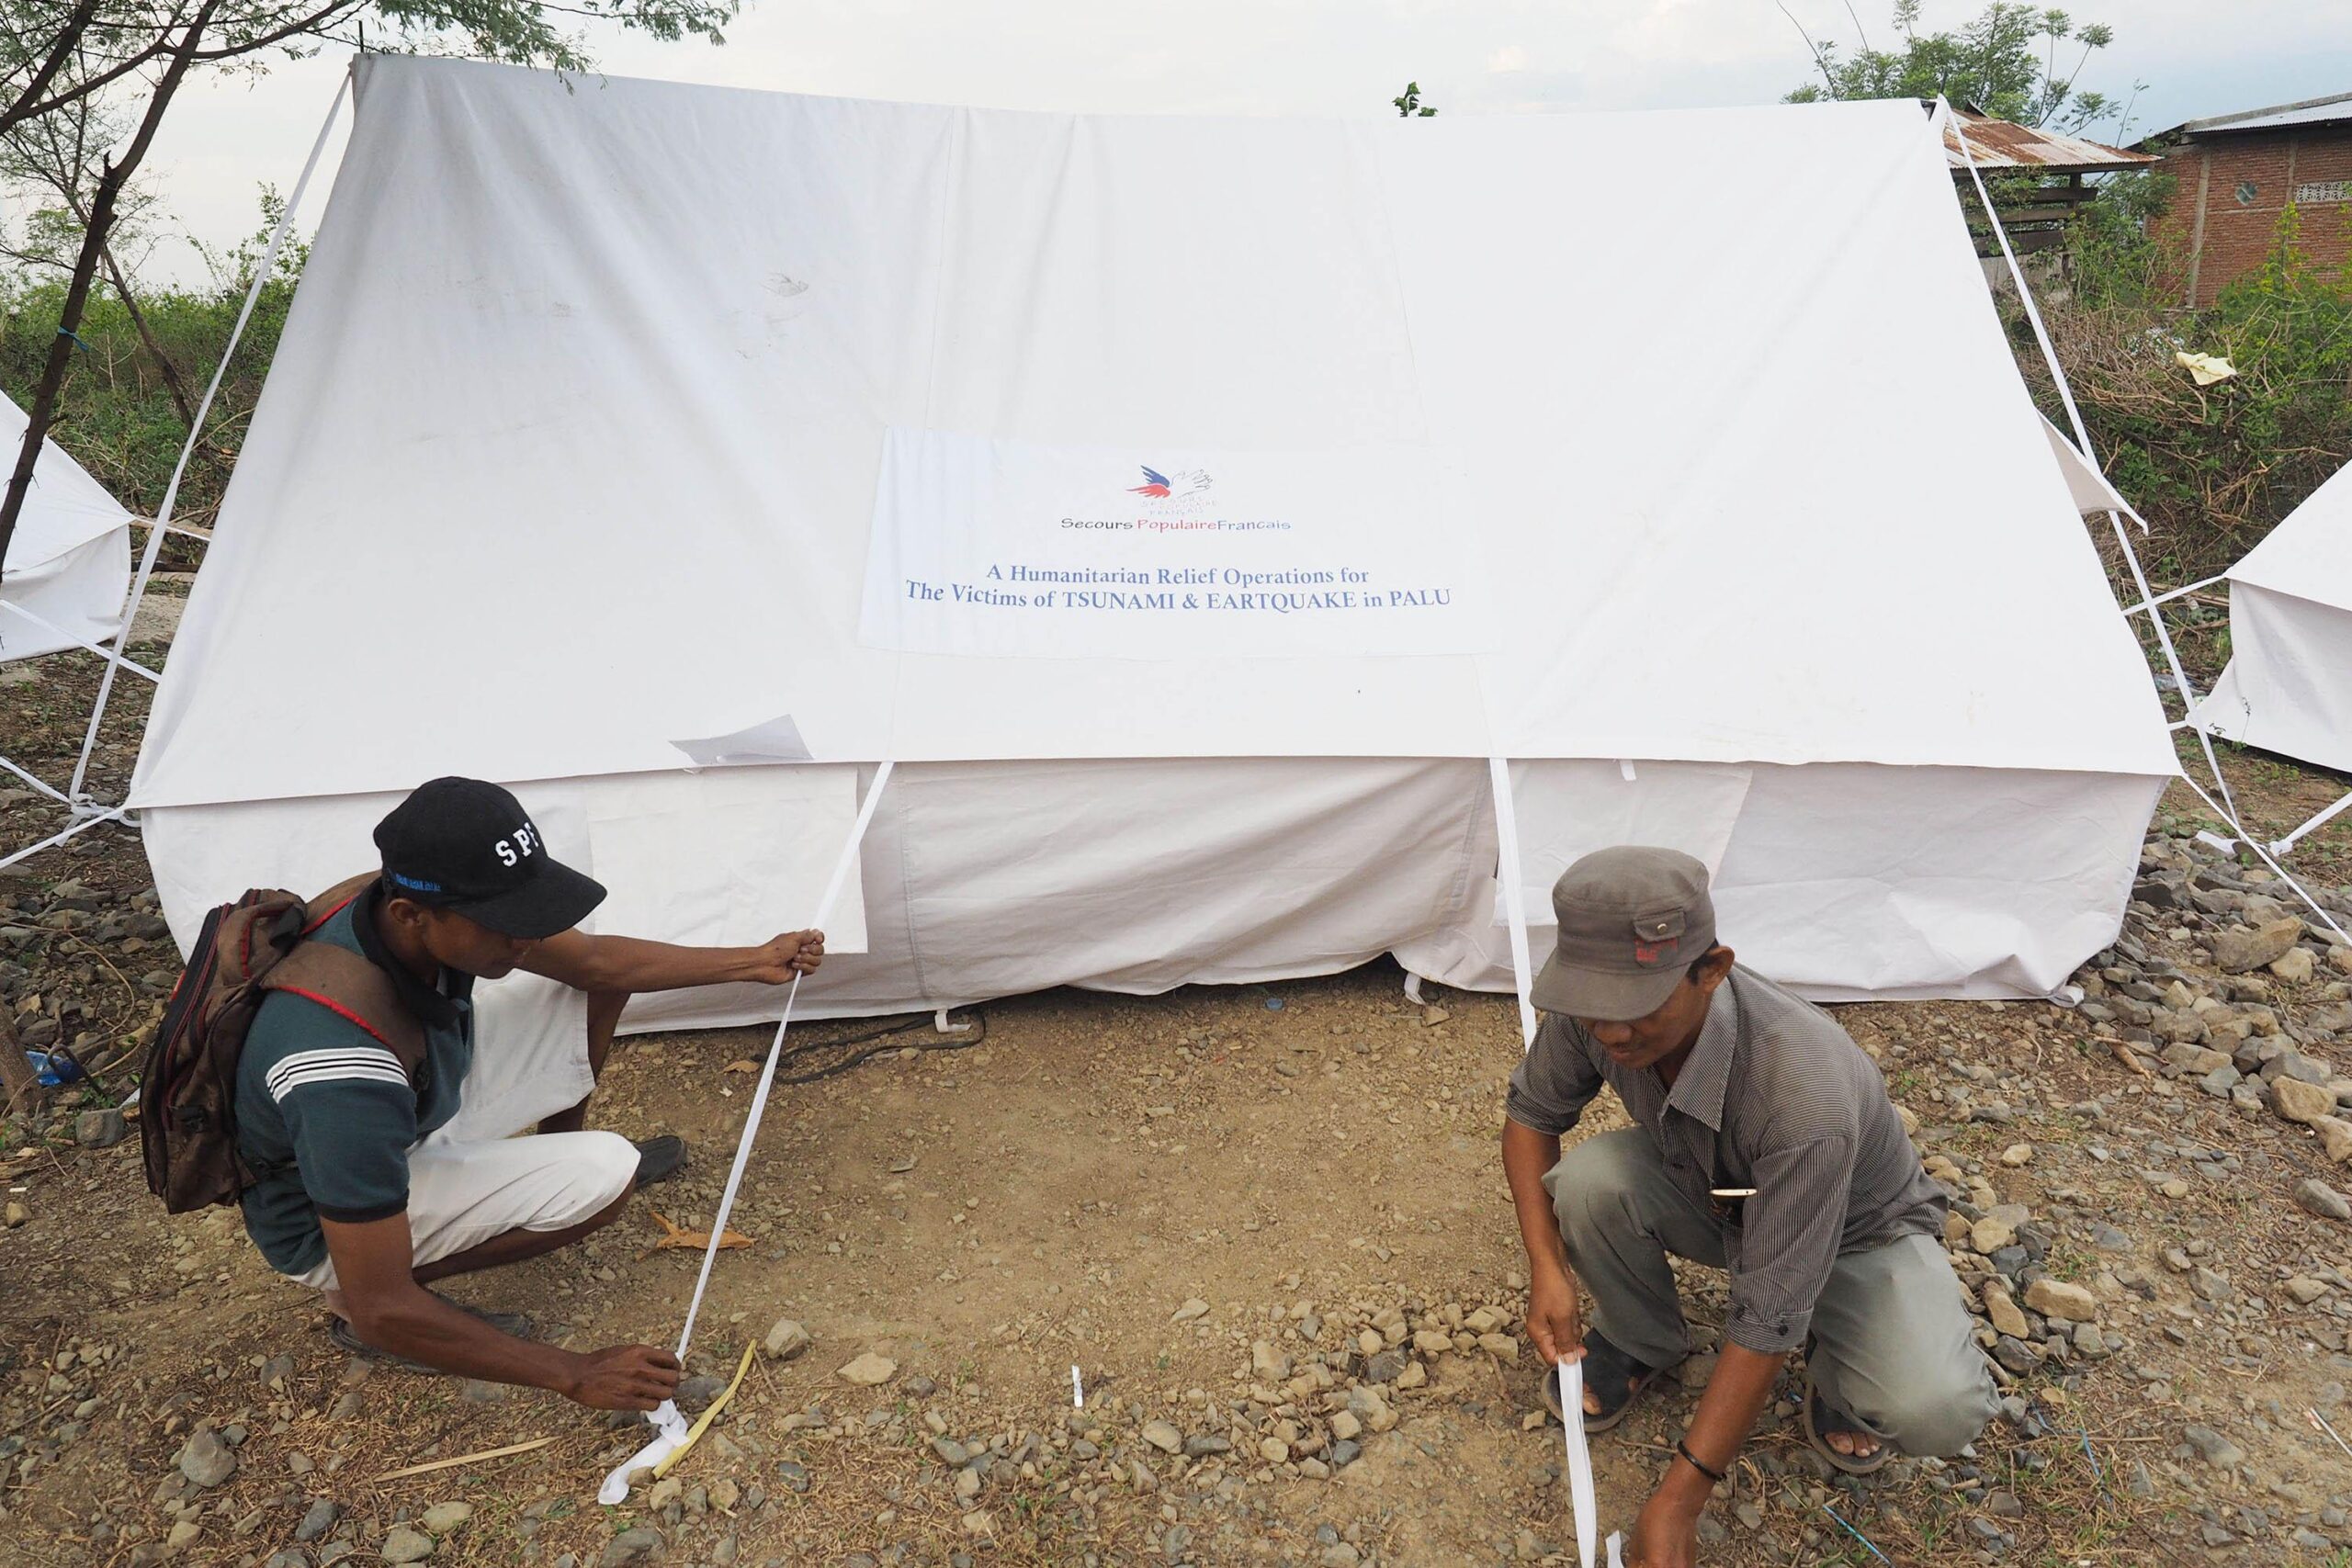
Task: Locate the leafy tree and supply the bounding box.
[0,0,743,569]
[1781,2,2139,136]
[1392,80,1435,118]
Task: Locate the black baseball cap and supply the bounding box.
[373,777,606,940]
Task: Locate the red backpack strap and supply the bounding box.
[258,943,430,1077]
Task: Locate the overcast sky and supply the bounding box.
[104,0,2352,287]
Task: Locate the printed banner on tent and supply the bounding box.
[859,429,1489,660]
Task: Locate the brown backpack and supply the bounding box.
[139,875,428,1213]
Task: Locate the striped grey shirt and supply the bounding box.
[1506,964,1945,1355]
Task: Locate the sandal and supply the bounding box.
[329,1292,537,1372]
[633,1134,688,1190]
[1803,1370,1894,1475]
[1540,1331,1675,1433]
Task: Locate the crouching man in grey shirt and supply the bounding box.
[1500,847,1997,1568]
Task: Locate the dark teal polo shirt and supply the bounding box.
[233,882,477,1276]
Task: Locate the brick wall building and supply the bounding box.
[2147,91,2352,308]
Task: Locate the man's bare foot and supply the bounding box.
[1823,1427,1883,1461]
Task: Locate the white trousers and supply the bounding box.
[294,1129,638,1292]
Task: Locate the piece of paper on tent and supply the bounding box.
[670,714,813,766]
[585,765,867,957]
[858,429,1493,661]
[1493,761,1753,927]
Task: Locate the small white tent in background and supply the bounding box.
[126,59,2176,1083]
[0,392,131,665]
[2190,462,2352,850]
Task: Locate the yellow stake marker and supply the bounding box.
[651,1340,759,1481]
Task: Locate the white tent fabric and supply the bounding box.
[0,393,130,662]
[2192,461,2352,774]
[132,58,2173,1024]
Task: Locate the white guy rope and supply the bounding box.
[1557,1359,1598,1568]
[0,754,72,807]
[1940,98,2245,828]
[0,599,160,682]
[0,804,129,872]
[1488,757,1538,1050]
[68,72,351,804]
[2273,788,2352,858]
[2177,773,2352,946]
[2120,573,2228,617]
[599,761,896,1504]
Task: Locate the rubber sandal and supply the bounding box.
[633,1134,688,1190]
[329,1293,536,1372]
[1541,1331,1674,1433]
[1803,1371,1894,1475]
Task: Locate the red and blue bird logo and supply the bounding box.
[1130,466,1173,499]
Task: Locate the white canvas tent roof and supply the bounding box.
[131,59,2172,1102]
[2191,461,2352,774]
[0,392,130,662]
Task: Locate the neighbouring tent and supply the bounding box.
[0,392,130,663]
[2191,461,2352,775]
[130,58,2174,1100]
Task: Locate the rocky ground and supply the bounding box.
[5,611,2352,1567]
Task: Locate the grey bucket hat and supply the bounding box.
[1529,846,1716,1022]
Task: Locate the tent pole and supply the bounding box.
[66,70,350,807]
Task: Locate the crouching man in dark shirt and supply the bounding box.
[1501,847,1997,1567]
[234,777,823,1409]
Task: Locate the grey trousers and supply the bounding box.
[1545,1128,1999,1457]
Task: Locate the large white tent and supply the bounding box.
[0,392,130,664]
[2192,461,2352,776]
[128,58,2174,1100]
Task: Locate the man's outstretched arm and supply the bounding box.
[1627,1340,1779,1567]
[521,927,824,994]
[1502,1117,1585,1367]
[321,1213,681,1409]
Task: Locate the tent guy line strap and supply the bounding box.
[69,71,352,806]
[2273,787,2352,857]
[598,761,896,1506]
[2120,574,2229,618]
[0,754,72,807]
[0,598,160,682]
[2178,772,2351,947]
[1488,758,1538,1051]
[1935,104,2350,908]
[1940,98,2243,825]
[0,804,128,873]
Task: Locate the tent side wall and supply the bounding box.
[0,526,130,661]
[143,756,2159,1091]
[2194,584,2352,776]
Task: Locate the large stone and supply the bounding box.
[2296,1179,2352,1221]
[1982,1284,2032,1341]
[599,1527,665,1567]
[2023,1279,2097,1323]
[2184,1425,2245,1470]
[381,1529,435,1563]
[2272,947,2318,984]
[1140,1420,1182,1454]
[2272,1077,2339,1126]
[177,1427,237,1488]
[421,1502,473,1534]
[74,1109,127,1148]
[2315,1117,2352,1165]
[294,1501,340,1543]
[762,1319,810,1361]
[835,1352,897,1386]
[2214,919,2306,974]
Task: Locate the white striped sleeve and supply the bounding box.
[264,1046,409,1103]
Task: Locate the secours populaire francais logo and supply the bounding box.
[1127,465,1212,502]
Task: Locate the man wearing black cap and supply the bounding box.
[232,777,825,1408]
[1500,847,1996,1567]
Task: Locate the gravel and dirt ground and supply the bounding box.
[5,592,2352,1568]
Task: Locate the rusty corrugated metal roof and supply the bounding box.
[1941,107,2157,175]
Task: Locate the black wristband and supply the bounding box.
[1674,1437,1726,1485]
